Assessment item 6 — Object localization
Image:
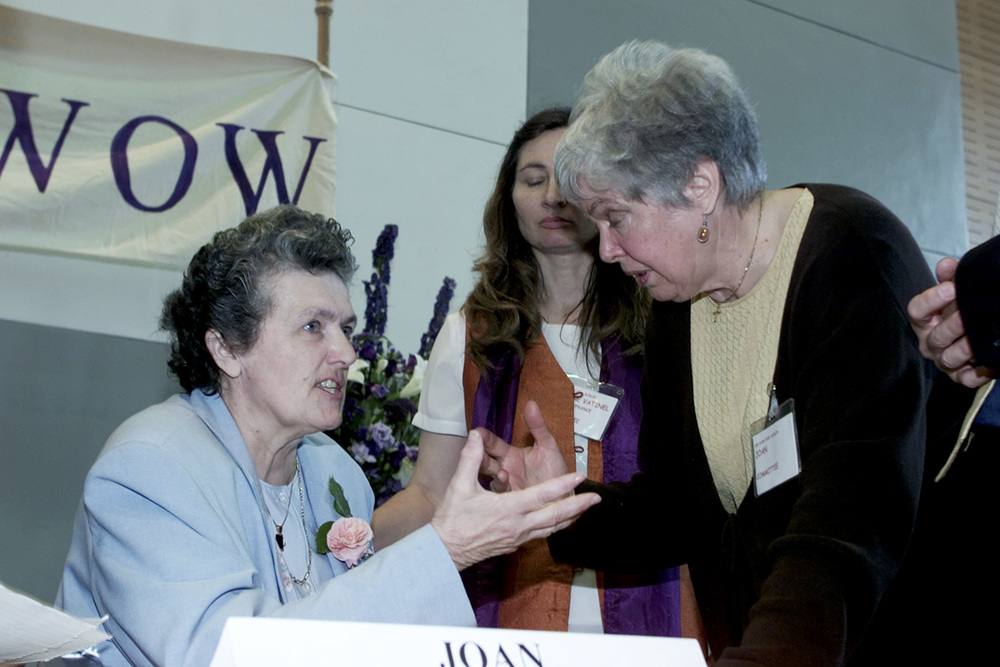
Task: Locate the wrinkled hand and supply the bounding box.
[477,400,571,492]
[432,429,599,570]
[907,257,993,388]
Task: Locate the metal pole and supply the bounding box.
[315,0,333,67]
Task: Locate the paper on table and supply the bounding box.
[0,581,110,664]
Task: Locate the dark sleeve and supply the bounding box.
[549,301,722,573]
[956,235,1000,370]
[722,186,937,665]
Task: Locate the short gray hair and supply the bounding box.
[556,40,766,211]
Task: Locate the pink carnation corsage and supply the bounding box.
[316,517,373,568]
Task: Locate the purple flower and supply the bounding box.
[361,225,398,339]
[363,278,388,339]
[328,224,443,507]
[383,477,402,496]
[357,338,379,362]
[419,277,456,358]
[372,225,398,284]
[350,442,376,464]
[402,354,417,374]
[367,423,395,452]
[383,398,417,423]
[340,396,362,425]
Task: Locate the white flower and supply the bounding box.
[376,358,389,374]
[394,457,416,488]
[346,358,369,384]
[398,355,427,399]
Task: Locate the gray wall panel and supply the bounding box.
[0,320,179,600]
[752,0,959,69]
[528,0,967,264]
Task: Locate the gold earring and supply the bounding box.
[697,214,710,243]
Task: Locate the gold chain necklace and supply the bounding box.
[713,192,764,322]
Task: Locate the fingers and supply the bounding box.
[925,310,968,359]
[523,400,557,451]
[523,400,570,479]
[450,430,485,494]
[531,471,587,505]
[907,281,956,330]
[500,471,587,516]
[953,364,995,389]
[935,256,959,284]
[477,427,506,456]
[489,469,511,493]
[477,427,511,472]
[475,427,511,488]
[478,452,503,481]
[911,258,992,388]
[433,469,600,568]
[519,491,601,542]
[934,334,974,372]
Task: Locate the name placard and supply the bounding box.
[211,617,707,667]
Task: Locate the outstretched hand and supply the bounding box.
[907,257,993,388]
[476,400,571,492]
[432,428,599,570]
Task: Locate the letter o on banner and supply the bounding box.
[110,115,197,212]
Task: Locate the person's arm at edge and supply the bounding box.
[955,234,1000,373]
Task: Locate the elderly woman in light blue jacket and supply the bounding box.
[57,206,597,666]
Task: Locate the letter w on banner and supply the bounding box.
[0,7,336,268]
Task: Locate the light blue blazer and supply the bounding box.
[57,390,473,666]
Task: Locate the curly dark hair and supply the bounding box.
[161,205,357,393]
[464,107,649,371]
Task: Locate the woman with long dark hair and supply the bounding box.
[375,108,689,637]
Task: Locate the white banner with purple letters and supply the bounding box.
[0,7,337,268]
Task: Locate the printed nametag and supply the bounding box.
[210,617,708,667]
[567,375,623,441]
[752,398,801,496]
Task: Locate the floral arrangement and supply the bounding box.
[328,224,456,506]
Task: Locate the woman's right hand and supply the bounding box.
[477,400,571,492]
[430,427,598,570]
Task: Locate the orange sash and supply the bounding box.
[464,333,601,630]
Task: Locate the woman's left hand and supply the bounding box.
[430,429,599,570]
[476,400,571,492]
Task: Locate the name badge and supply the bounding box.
[567,375,623,441]
[752,397,801,496]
